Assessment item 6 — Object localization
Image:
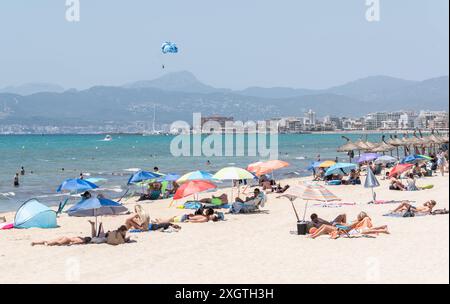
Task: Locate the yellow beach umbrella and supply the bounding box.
[318,160,336,168]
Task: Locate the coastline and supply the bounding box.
[1,173,448,284]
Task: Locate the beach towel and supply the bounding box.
[383,212,428,218]
[326,180,342,186]
[419,184,434,190]
[313,202,356,208]
[182,201,202,210]
[371,200,415,205]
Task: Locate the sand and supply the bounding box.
[0,174,448,284]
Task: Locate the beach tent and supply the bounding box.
[14,199,57,229]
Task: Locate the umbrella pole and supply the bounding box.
[289,198,300,222]
[302,200,309,222]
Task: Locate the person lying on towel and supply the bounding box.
[309,212,389,239]
[391,200,437,215]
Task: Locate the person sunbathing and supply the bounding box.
[392,200,437,214]
[309,212,389,239]
[200,193,229,205]
[31,236,92,246]
[310,213,347,229]
[155,212,221,224]
[272,184,290,193]
[89,221,130,245]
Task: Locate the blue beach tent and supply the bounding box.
[14,199,57,229]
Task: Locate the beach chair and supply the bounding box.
[56,198,69,215]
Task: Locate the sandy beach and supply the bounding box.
[0,173,448,284]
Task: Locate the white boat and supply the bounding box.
[103,135,112,141]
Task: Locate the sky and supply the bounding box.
[0,0,448,90]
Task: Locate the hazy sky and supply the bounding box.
[0,0,448,90]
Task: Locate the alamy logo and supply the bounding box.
[65,0,80,22]
[169,113,279,159]
[366,0,380,22]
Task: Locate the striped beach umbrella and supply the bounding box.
[301,184,341,221]
[213,167,255,180]
[177,171,214,184]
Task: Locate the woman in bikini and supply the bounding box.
[392,200,437,214]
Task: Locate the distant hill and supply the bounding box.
[0,72,448,127]
[124,71,230,94]
[0,83,65,96]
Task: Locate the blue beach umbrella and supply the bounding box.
[57,179,98,194]
[325,163,357,176]
[307,161,322,171]
[127,170,162,185]
[157,173,181,182]
[67,197,128,217]
[401,154,431,164]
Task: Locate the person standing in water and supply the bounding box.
[13,173,20,187]
[20,166,25,175]
[79,173,84,180]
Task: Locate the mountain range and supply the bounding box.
[0,72,448,127]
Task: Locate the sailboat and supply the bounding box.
[142,105,163,136]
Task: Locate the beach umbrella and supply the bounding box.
[173,180,217,200]
[252,160,290,176]
[67,197,128,217]
[317,160,336,168]
[325,163,357,176]
[374,155,397,165]
[337,142,360,152]
[389,164,413,178]
[364,168,380,203]
[157,173,180,182]
[213,167,255,180]
[127,170,162,185]
[356,153,380,164]
[177,170,214,184]
[67,196,128,228]
[85,177,108,184]
[307,161,322,171]
[301,184,341,221]
[213,167,255,200]
[370,142,395,153]
[247,161,264,173]
[57,178,98,194]
[401,154,431,164]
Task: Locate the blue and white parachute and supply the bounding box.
[161,41,179,54]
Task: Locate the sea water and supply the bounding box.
[0,133,385,212]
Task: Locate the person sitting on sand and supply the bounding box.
[272,184,290,193]
[413,163,426,178]
[392,200,437,215]
[89,221,130,245]
[125,205,181,231]
[313,167,325,181]
[309,213,347,229]
[31,236,92,247]
[309,212,389,239]
[406,173,419,191]
[344,169,361,185]
[389,174,406,191]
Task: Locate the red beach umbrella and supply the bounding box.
[388,164,413,178]
[173,180,217,200]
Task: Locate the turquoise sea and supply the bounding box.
[0,133,387,212]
